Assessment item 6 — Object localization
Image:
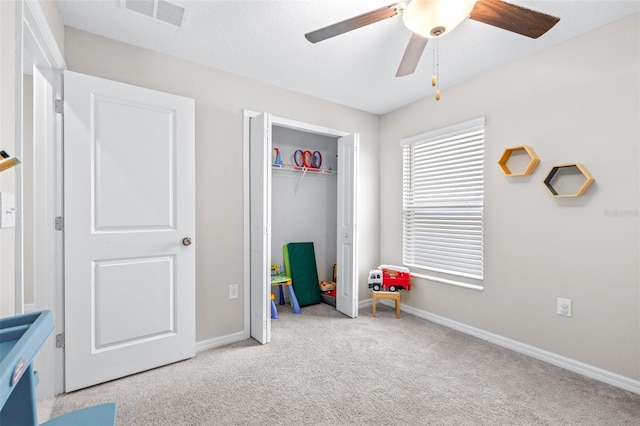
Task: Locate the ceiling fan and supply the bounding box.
[304,0,560,78]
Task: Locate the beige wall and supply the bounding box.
[64,27,381,341]
[380,14,640,380]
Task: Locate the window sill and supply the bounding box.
[410,271,484,291]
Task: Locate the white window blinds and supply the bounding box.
[402,118,485,280]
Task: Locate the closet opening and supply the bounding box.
[244,111,359,344]
[270,125,338,312]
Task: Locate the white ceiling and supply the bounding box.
[56,0,640,115]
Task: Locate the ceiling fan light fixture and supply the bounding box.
[403,0,477,38]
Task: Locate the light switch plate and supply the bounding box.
[0,193,16,228]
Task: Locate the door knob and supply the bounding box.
[182,237,192,246]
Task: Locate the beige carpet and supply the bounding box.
[51,303,640,425]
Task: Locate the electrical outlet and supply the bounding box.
[229,284,238,299]
[557,297,572,317]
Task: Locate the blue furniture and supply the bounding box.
[271,274,301,316]
[0,310,117,425]
[270,293,279,319]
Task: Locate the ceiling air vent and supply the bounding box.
[121,0,186,28]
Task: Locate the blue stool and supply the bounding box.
[270,293,279,319]
[271,275,301,314]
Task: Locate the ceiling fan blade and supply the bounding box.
[396,33,428,77]
[469,0,560,39]
[305,2,406,43]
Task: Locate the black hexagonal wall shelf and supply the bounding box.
[543,163,594,197]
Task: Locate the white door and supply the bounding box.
[336,134,359,318]
[63,71,196,391]
[249,113,272,344]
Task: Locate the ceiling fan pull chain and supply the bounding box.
[435,36,441,101]
[431,38,437,87]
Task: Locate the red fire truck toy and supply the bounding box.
[367,264,411,292]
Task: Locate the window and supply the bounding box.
[402,118,485,281]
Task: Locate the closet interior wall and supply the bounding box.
[271,126,338,298]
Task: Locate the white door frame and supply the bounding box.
[242,110,357,338]
[17,0,66,399]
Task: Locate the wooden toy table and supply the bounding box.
[0,310,116,425]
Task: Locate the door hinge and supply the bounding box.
[55,216,64,231]
[55,99,63,114]
[55,333,65,349]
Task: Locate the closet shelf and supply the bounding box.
[273,163,337,194]
[272,163,337,176]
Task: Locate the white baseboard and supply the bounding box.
[196,331,246,353]
[359,298,373,309]
[369,298,640,395]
